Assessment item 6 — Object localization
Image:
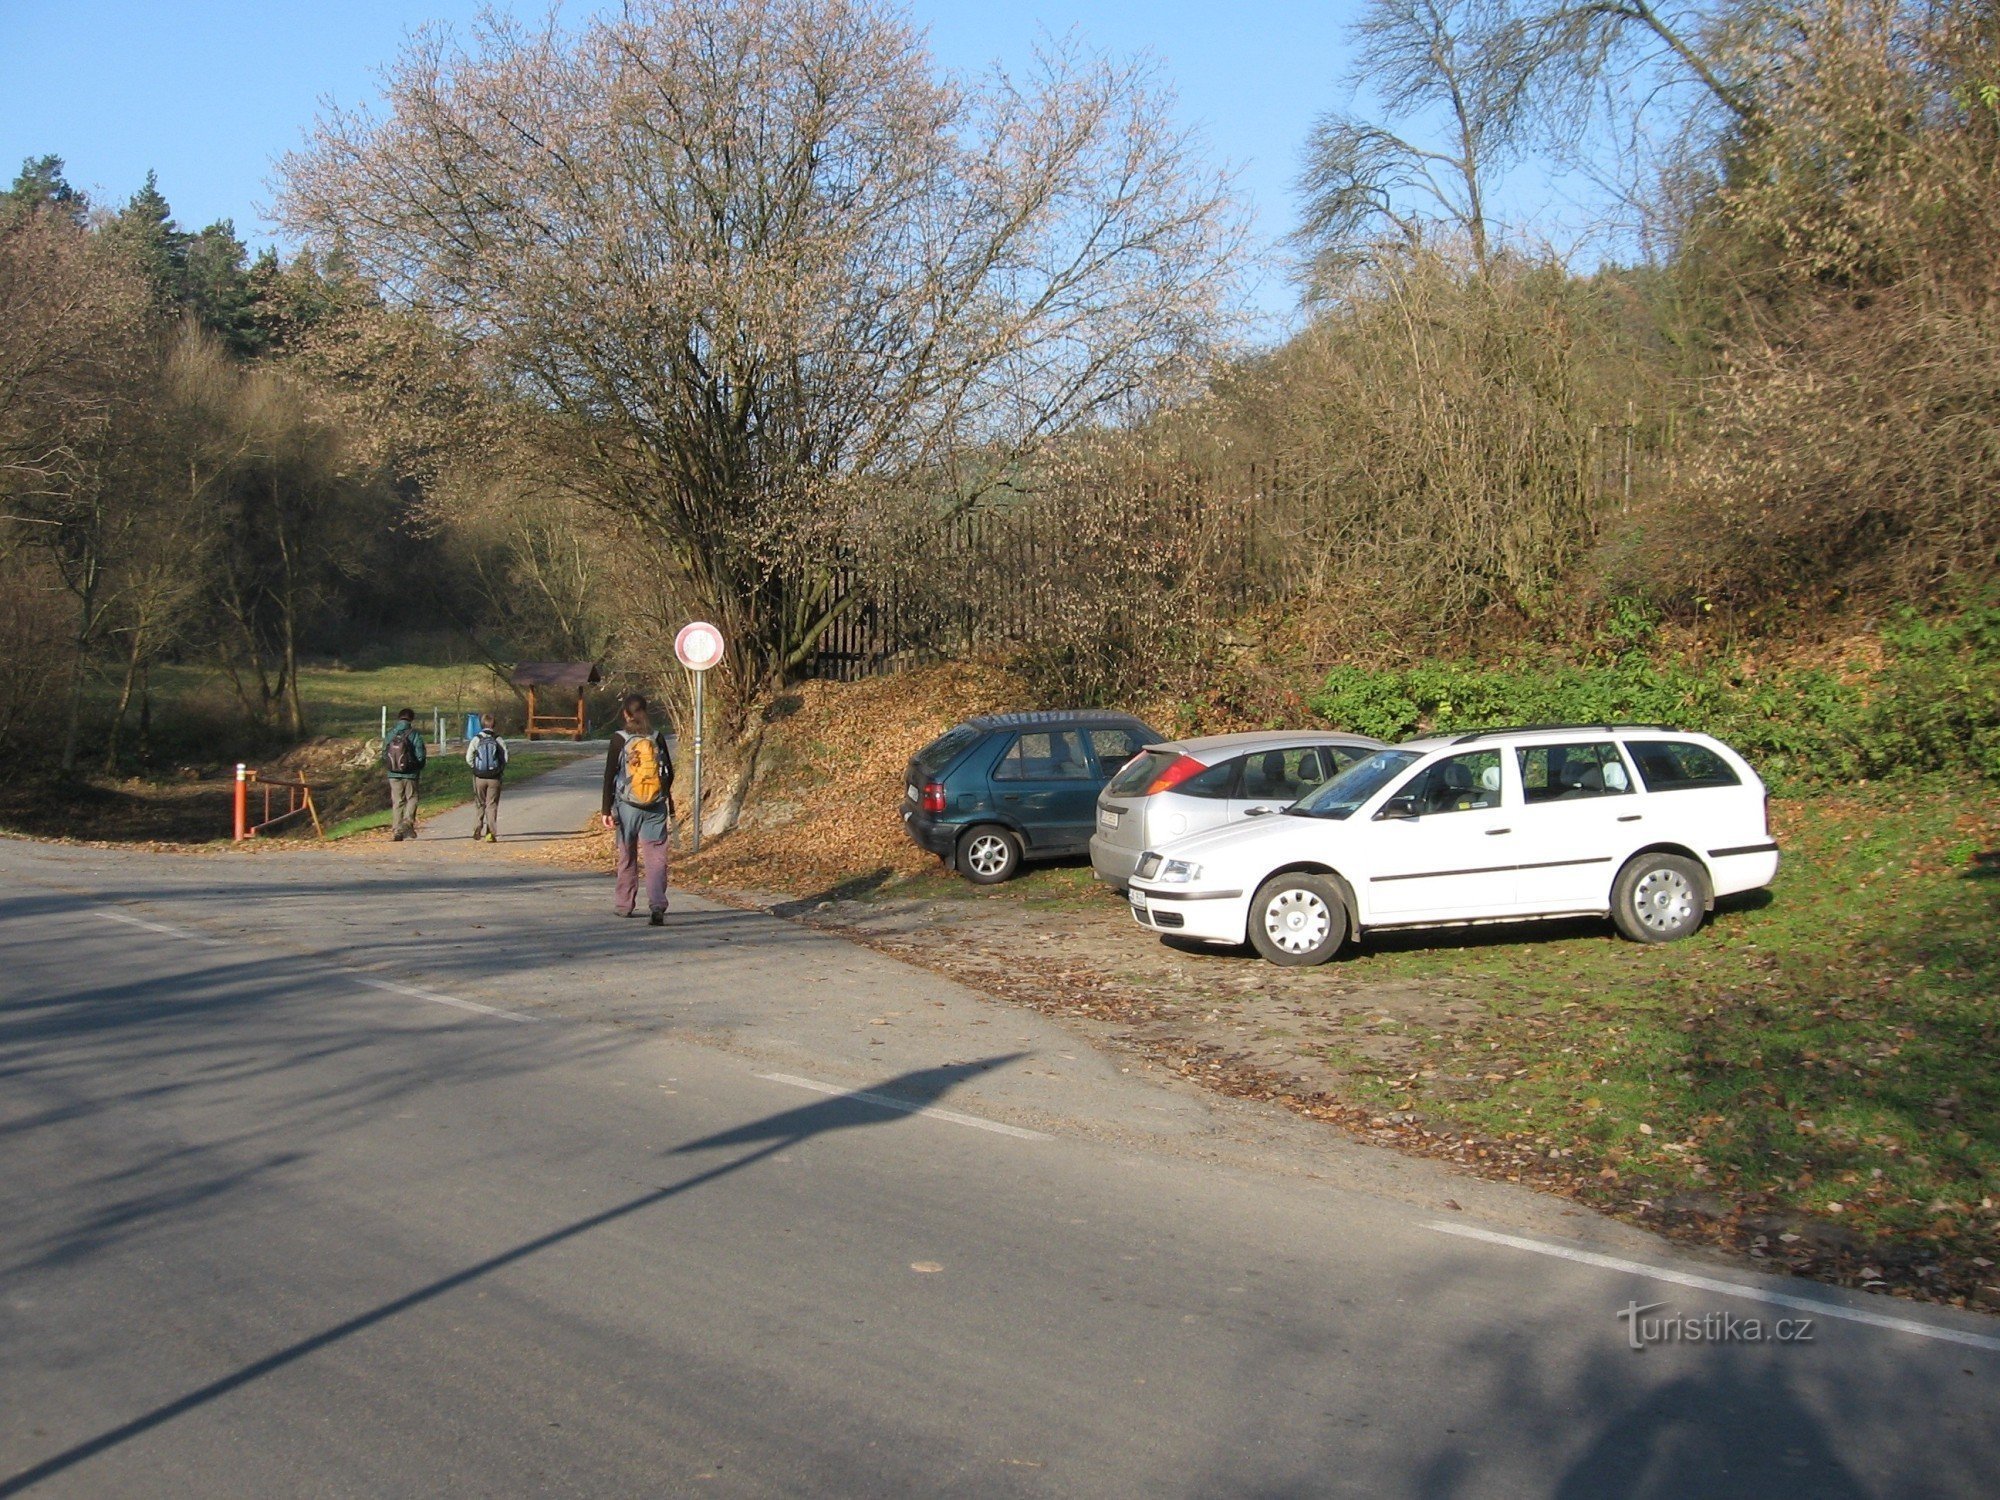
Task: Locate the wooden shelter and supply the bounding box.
[511,661,602,740]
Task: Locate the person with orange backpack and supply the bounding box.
[601,693,675,924]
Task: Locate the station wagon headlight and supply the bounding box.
[1158,858,1204,884]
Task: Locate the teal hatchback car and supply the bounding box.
[902,710,1159,883]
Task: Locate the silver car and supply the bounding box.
[1089,730,1387,888]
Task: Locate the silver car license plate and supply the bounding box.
[1099,808,1119,829]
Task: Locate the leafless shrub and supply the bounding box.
[1246,249,1605,628]
[1659,0,2000,604]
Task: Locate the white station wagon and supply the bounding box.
[1125,725,1779,965]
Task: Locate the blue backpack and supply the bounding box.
[471,733,504,776]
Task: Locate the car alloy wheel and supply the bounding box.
[958,824,1022,885]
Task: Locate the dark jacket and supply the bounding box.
[602,728,675,816]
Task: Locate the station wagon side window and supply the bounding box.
[1385,749,1504,816]
[992,729,1091,781]
[1086,726,1144,776]
[1517,741,1634,803]
[1625,739,1741,791]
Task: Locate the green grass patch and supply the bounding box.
[143,660,510,743]
[324,755,568,839]
[1338,778,1998,1261]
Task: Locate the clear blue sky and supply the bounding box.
[0,1,1380,329]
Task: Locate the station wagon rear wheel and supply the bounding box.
[1247,874,1349,967]
[1611,853,1708,943]
[958,824,1022,885]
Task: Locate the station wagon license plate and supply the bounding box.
[906,784,919,803]
[1098,808,1119,829]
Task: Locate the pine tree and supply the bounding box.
[1,155,86,226]
[103,171,189,316]
[184,219,264,356]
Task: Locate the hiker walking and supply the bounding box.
[602,693,674,924]
[465,721,510,842]
[384,708,427,841]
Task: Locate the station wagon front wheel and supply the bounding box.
[1247,874,1349,967]
[1611,853,1708,943]
[958,825,1023,885]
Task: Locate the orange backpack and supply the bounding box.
[620,732,667,807]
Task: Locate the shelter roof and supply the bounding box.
[510,661,602,690]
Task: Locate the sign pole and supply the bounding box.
[673,621,725,857]
[689,668,704,855]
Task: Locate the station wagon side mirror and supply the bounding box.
[1376,796,1420,821]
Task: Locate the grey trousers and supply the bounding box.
[473,777,502,838]
[390,777,421,837]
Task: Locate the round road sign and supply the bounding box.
[674,620,725,672]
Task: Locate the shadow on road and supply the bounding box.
[0,1058,1026,1498]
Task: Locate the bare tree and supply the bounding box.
[1294,0,1536,283]
[99,331,245,769]
[0,207,157,770]
[278,0,1242,704]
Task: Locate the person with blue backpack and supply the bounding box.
[600,693,675,924]
[464,721,510,842]
[384,707,428,840]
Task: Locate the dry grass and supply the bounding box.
[683,660,1029,894]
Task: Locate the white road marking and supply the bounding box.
[90,907,535,1025]
[758,1072,1051,1141]
[342,972,539,1024]
[1426,1220,2000,1353]
[93,910,227,946]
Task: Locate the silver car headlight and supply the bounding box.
[1157,858,1203,884]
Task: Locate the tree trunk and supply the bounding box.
[58,578,95,776]
[102,625,146,774]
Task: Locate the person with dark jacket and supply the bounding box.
[384,708,428,841]
[464,723,510,842]
[602,694,674,924]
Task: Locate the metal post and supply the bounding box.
[690,669,704,855]
[381,706,387,743]
[234,764,248,841]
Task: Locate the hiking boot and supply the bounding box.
[649,909,666,926]
[392,831,406,842]
[485,832,497,843]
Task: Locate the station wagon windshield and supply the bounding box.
[1290,750,1421,819]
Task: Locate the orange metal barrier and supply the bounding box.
[233,763,325,840]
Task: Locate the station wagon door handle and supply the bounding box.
[1485,827,1511,835]
[1000,793,1022,803]
[1618,814,1642,823]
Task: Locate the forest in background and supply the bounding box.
[2,0,1995,792]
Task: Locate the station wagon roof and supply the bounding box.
[1147,729,1388,756]
[1398,724,1701,753]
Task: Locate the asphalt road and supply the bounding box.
[1,821,1995,1497]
